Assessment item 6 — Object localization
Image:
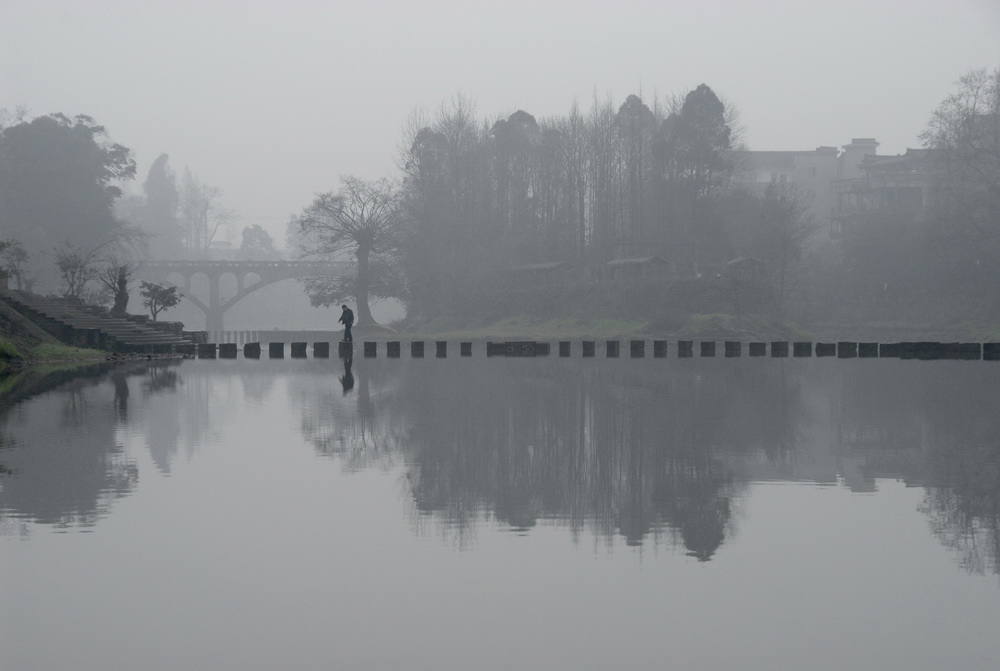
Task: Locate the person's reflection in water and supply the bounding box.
[340,355,355,395]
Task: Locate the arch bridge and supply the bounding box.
[140,260,350,331]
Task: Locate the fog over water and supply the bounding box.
[4,4,1000,666]
[3,0,998,243]
[2,356,999,669]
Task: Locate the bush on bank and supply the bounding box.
[0,337,23,374]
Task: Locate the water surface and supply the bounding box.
[2,355,999,670]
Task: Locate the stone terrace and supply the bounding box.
[0,290,195,353]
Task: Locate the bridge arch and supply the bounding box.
[140,260,350,331]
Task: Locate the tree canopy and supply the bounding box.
[238,224,278,260]
[920,66,1000,311]
[139,281,182,321]
[142,153,182,257]
[0,114,136,254]
[293,176,405,324]
[397,86,745,319]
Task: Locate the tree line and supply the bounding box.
[395,86,748,321]
[292,68,1000,331]
[4,67,999,333]
[292,84,815,327]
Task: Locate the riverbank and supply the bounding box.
[394,313,809,342]
[0,336,107,375]
[391,312,1000,343]
[0,305,106,373]
[0,294,123,374]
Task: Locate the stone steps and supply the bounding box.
[1,290,194,353]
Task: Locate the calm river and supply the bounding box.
[2,353,999,670]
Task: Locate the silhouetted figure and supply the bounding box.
[340,356,354,395]
[339,304,354,342]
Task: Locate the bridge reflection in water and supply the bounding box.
[139,260,350,332]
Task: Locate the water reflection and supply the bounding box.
[826,363,1000,576]
[340,354,355,394]
[3,356,1000,577]
[0,363,148,530]
[376,360,800,557]
[291,357,401,472]
[294,357,1000,571]
[0,360,219,531]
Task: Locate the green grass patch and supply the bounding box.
[30,343,106,361]
[0,338,23,375]
[843,320,1000,341]
[395,315,649,340]
[962,324,1000,342]
[673,314,814,340]
[0,337,21,357]
[393,312,820,341]
[0,369,26,395]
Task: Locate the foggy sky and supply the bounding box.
[2,0,999,248]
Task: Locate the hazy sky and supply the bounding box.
[3,0,999,247]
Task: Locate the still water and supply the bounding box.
[2,353,999,670]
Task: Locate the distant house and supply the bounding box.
[831,148,931,237]
[510,261,573,285]
[605,256,669,280]
[724,256,768,283]
[743,138,882,245]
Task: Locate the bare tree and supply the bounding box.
[295,176,405,324]
[54,243,101,299]
[921,66,1000,305]
[749,183,819,312]
[54,224,148,302]
[97,259,139,317]
[179,168,237,254]
[922,67,1000,245]
[0,239,30,289]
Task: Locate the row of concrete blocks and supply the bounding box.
[179,340,1000,361]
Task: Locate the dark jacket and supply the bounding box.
[338,307,354,326]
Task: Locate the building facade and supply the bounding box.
[744,138,889,244]
[831,148,931,237]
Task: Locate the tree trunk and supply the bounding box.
[355,245,376,325]
[111,275,129,317]
[111,294,129,317]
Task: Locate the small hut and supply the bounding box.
[724,256,768,284]
[510,262,573,286]
[605,256,669,280]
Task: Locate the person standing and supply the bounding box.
[338,304,355,342]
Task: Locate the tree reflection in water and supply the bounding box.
[295,357,819,558]
[391,359,817,558]
[914,365,1000,578]
[291,355,403,474]
[294,356,1000,571]
[0,361,184,533]
[2,355,997,575]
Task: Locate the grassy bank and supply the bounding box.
[392,312,814,341]
[0,336,105,375]
[392,315,648,340]
[392,307,1000,343]
[0,338,19,374]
